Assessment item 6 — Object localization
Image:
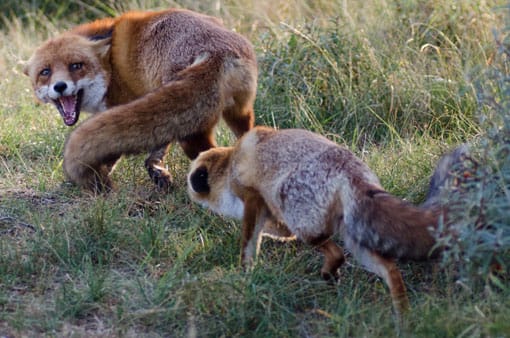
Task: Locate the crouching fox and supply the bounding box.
[24,8,257,192]
[187,126,445,315]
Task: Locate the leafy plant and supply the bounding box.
[436,25,510,288]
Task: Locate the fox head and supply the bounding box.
[23,33,111,126]
[187,147,245,219]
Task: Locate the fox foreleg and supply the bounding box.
[145,143,173,191]
[240,190,269,267]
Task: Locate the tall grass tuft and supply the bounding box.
[254,0,499,144]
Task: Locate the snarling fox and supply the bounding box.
[24,8,257,192]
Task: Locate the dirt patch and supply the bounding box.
[0,187,80,236]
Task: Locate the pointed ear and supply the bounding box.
[21,59,31,76]
[22,62,29,76]
[90,37,111,58]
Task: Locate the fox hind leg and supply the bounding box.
[221,84,256,138]
[347,238,410,316]
[318,239,345,281]
[222,105,254,138]
[178,129,217,160]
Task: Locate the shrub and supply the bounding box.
[436,25,510,288]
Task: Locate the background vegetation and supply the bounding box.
[0,0,508,336]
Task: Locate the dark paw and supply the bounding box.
[147,166,173,191]
[320,269,340,284]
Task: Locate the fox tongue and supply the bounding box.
[59,96,77,125]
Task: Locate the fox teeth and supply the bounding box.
[59,95,78,114]
[59,96,76,106]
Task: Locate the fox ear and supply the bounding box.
[91,37,111,58]
[189,166,210,194]
[22,60,30,76]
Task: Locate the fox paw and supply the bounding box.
[147,165,173,191]
[320,269,340,283]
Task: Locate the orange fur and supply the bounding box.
[24,9,257,192]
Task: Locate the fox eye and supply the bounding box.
[39,68,51,76]
[69,62,83,71]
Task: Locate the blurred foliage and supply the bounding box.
[0,0,115,26]
[436,24,510,289]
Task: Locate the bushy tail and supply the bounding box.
[352,186,443,260]
[63,54,226,191]
[422,143,470,207]
[353,144,475,260]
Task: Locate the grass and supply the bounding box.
[1,0,509,336]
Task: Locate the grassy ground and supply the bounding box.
[1,0,509,336]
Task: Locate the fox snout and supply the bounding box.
[49,81,75,99]
[53,81,68,94]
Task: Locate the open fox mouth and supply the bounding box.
[52,89,83,126]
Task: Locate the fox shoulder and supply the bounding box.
[229,126,280,185]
